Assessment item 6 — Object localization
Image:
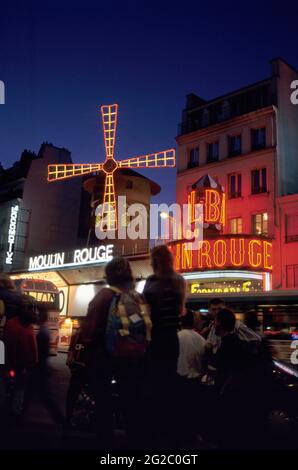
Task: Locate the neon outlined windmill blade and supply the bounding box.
[96,173,117,231]
[118,148,176,169]
[48,163,103,182]
[101,104,118,159]
[47,103,176,236]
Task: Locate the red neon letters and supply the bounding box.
[171,236,273,272]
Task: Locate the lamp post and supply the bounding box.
[160,211,179,240]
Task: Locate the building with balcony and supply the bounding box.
[175,57,298,291]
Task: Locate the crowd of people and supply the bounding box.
[0,246,276,449]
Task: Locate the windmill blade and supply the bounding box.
[47,163,103,182]
[118,148,176,169]
[96,173,117,231]
[101,103,118,159]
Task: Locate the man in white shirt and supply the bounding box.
[177,311,206,378]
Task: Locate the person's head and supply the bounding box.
[38,304,49,325]
[0,273,16,291]
[214,308,236,337]
[19,297,38,327]
[181,310,195,329]
[105,257,134,290]
[244,309,260,332]
[209,298,225,318]
[150,245,174,275]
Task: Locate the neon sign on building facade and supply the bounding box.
[28,244,114,271]
[170,236,273,273]
[169,172,273,276]
[5,204,19,266]
[188,188,225,228]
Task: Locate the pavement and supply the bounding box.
[0,353,99,450]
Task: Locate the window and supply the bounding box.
[126,180,133,189]
[202,109,209,127]
[251,127,266,150]
[229,173,242,198]
[230,217,243,234]
[286,265,298,288]
[252,212,268,236]
[221,100,230,120]
[188,147,199,168]
[207,142,219,163]
[251,168,267,194]
[286,215,298,242]
[228,135,242,157]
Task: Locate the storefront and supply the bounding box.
[12,242,150,315]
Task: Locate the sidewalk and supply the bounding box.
[1,353,98,450]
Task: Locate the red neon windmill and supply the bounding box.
[48,104,176,231]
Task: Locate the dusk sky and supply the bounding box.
[0,0,297,205]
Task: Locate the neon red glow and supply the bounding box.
[169,236,273,273]
[48,104,176,231]
[188,187,225,227]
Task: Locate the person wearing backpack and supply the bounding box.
[74,257,151,449]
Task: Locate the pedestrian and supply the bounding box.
[143,244,185,448]
[200,298,225,338]
[205,297,261,354]
[177,310,206,380]
[4,298,38,416]
[24,305,64,426]
[0,274,23,330]
[212,308,256,448]
[69,257,151,449]
[243,309,261,332]
[177,310,206,446]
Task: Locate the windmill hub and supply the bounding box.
[103,158,117,173]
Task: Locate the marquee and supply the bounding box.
[169,235,273,273]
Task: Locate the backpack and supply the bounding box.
[105,287,151,361]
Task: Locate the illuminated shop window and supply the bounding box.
[228,173,242,198]
[252,212,268,236]
[251,127,266,151]
[251,168,267,194]
[228,135,242,157]
[206,142,219,163]
[286,264,298,288]
[188,147,200,169]
[286,214,298,242]
[230,217,243,234]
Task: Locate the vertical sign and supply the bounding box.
[5,205,19,266]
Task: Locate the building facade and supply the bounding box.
[175,58,298,291]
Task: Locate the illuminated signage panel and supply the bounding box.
[169,236,273,273]
[28,244,114,271]
[5,205,19,265]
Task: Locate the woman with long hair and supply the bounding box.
[143,244,185,447]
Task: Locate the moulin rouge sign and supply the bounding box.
[169,236,273,273]
[169,179,273,273]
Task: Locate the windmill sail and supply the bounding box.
[48,163,102,182]
[118,149,175,168]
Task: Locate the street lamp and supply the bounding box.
[159,211,179,240]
